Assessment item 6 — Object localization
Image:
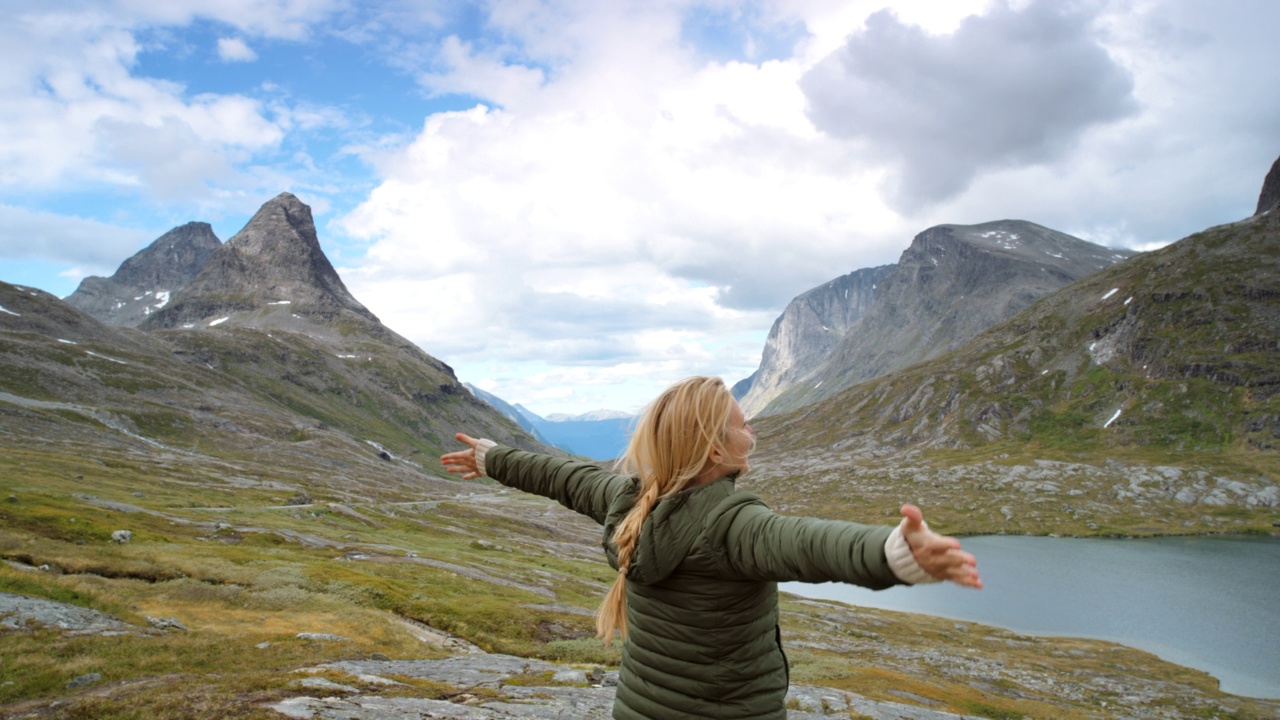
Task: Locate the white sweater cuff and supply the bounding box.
[474,439,497,477]
[885,521,940,585]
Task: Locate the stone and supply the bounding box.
[111,530,132,543]
[146,616,188,631]
[295,677,357,693]
[551,669,588,684]
[297,632,349,642]
[66,673,102,689]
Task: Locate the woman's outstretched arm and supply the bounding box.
[711,494,982,590]
[441,432,633,525]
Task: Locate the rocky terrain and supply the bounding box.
[141,193,378,333]
[4,475,1275,720]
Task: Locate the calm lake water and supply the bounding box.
[782,534,1280,699]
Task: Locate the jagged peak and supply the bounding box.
[141,192,378,331]
[113,222,221,285]
[227,191,320,259]
[1256,154,1280,216]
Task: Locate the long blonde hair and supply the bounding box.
[595,376,738,642]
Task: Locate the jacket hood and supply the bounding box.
[607,476,736,586]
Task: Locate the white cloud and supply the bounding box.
[106,0,345,40]
[0,205,151,274]
[800,0,1138,208]
[0,10,285,200]
[217,37,258,62]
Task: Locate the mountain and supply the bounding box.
[737,264,893,416]
[544,409,632,422]
[141,193,376,335]
[511,404,633,461]
[1,194,548,503]
[64,221,221,327]
[1258,154,1280,216]
[464,383,556,446]
[746,220,1134,417]
[743,160,1280,536]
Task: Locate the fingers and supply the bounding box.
[440,432,482,480]
[912,532,983,589]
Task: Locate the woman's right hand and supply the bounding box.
[441,433,483,479]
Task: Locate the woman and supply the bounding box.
[442,376,981,720]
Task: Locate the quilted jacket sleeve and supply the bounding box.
[707,492,901,590]
[484,445,634,526]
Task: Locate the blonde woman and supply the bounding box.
[442,376,981,720]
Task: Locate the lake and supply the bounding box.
[782,534,1280,699]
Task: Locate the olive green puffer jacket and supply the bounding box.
[484,446,904,720]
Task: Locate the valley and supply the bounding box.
[3,164,1279,718]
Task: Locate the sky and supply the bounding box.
[1,0,1277,417]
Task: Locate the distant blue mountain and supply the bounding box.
[463,383,634,460]
[462,384,556,447]
[515,404,634,461]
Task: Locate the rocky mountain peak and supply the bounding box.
[142,193,378,332]
[749,219,1135,417]
[114,222,221,288]
[1257,154,1280,216]
[65,221,221,327]
[230,192,322,261]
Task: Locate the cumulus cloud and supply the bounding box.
[217,37,258,62]
[800,0,1138,208]
[337,52,909,389]
[103,0,344,40]
[0,8,291,204]
[0,205,151,274]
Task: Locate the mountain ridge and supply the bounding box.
[2,193,550,497]
[748,219,1135,417]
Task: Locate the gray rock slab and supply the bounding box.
[0,591,133,635]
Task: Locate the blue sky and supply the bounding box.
[2,0,1277,416]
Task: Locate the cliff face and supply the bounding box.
[755,220,1133,416]
[1257,154,1280,216]
[739,265,893,417]
[65,222,221,327]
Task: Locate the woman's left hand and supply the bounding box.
[901,504,983,589]
[441,433,483,480]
